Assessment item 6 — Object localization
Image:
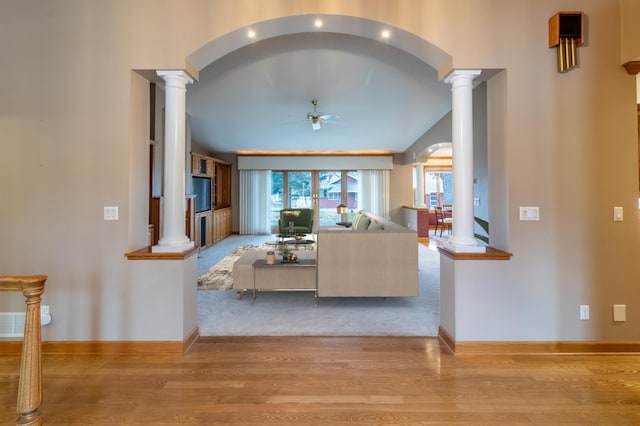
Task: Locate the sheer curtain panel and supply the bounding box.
[357,169,390,218]
[239,170,271,234]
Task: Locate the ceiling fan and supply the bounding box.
[306,99,341,130]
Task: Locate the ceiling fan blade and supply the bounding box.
[330,120,349,126]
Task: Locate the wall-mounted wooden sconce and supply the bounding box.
[549,11,585,73]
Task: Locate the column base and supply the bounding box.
[152,240,195,253]
[443,240,486,253]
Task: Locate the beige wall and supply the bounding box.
[621,0,640,63]
[1,0,639,343]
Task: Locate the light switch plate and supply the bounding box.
[580,304,589,320]
[519,206,540,221]
[104,206,119,221]
[613,207,623,222]
[613,304,626,322]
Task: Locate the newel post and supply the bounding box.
[0,275,47,426]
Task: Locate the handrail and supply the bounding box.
[0,275,47,426]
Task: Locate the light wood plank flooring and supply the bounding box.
[2,337,640,425]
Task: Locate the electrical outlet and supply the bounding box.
[580,305,589,320]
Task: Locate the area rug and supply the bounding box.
[197,243,440,336]
[197,243,315,290]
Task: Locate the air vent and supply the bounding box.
[0,306,51,337]
[0,313,26,337]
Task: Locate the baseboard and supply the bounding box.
[438,327,640,354]
[0,327,200,355]
[438,326,455,353]
[183,326,200,353]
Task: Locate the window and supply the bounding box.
[271,170,359,230]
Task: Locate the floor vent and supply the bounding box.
[0,313,26,337]
[0,307,51,337]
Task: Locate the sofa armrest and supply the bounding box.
[317,229,418,297]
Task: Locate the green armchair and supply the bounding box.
[278,208,314,235]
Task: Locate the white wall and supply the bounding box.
[1,0,638,344]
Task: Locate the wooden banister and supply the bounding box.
[0,275,47,426]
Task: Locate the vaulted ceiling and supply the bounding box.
[186,31,453,156]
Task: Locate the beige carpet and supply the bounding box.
[198,242,316,290]
[197,243,440,336]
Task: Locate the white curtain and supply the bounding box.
[357,169,390,218]
[239,170,271,234]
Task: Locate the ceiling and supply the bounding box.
[186,31,453,156]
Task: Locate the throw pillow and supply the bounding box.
[351,211,363,229]
[368,220,384,231]
[354,214,371,231]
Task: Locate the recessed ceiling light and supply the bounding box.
[314,19,323,28]
[247,30,256,39]
[381,29,391,39]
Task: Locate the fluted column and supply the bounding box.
[415,163,426,207]
[444,70,485,253]
[154,70,195,253]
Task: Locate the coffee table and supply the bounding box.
[251,258,317,304]
[267,233,315,246]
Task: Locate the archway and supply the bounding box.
[180,14,462,336]
[187,14,452,78]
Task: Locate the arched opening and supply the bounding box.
[166,14,486,336]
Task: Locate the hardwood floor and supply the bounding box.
[2,336,640,425]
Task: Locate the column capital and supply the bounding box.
[444,69,481,85]
[156,70,195,85]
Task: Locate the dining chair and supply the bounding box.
[434,206,452,236]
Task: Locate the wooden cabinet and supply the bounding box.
[195,210,213,249]
[191,153,232,249]
[213,207,232,243]
[192,154,213,177]
[214,163,231,209]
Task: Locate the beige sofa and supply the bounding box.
[316,210,418,297]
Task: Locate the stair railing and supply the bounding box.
[0,275,47,426]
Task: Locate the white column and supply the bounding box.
[415,163,426,207]
[153,70,195,253]
[444,70,485,253]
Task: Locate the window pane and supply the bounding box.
[271,171,284,228]
[318,171,341,226]
[288,171,312,208]
[346,171,359,221]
